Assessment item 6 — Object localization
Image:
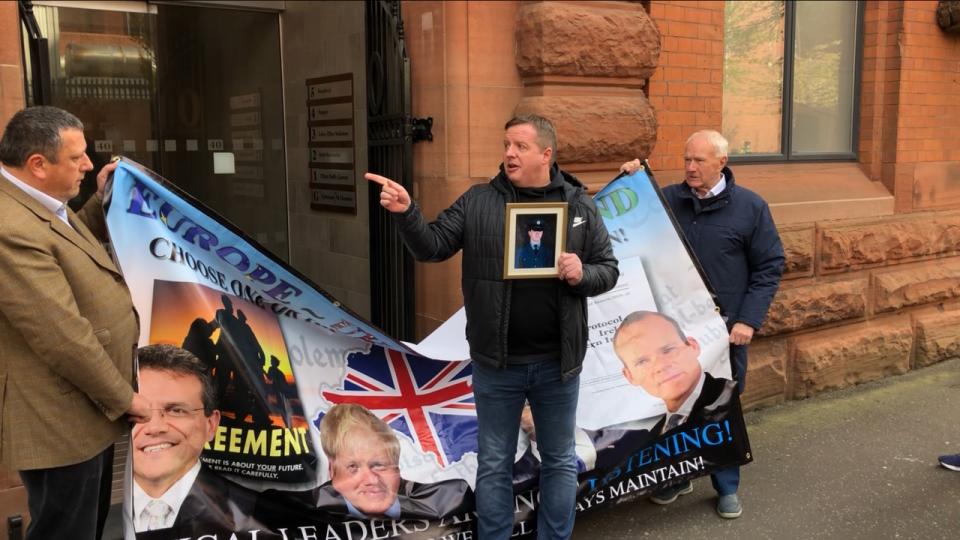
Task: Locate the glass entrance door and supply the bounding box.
[23,1,288,259]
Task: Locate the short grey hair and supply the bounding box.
[686,130,729,159]
[0,106,85,167]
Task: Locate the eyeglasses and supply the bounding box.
[149,405,205,419]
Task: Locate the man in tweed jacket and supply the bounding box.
[0,106,150,539]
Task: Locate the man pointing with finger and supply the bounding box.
[366,114,618,540]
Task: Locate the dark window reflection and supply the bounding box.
[23,4,288,260]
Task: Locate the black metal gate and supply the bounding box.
[366,0,421,341]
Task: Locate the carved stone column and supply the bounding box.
[514,1,660,187]
[938,0,960,32]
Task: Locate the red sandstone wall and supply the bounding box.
[891,0,960,212]
[745,209,960,410]
[399,1,960,411]
[858,0,902,191]
[639,0,960,410]
[402,0,662,336]
[513,1,659,189]
[402,1,526,337]
[859,1,960,212]
[0,1,24,129]
[645,0,723,181]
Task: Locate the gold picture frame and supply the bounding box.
[503,202,568,279]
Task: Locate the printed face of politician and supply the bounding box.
[615,315,702,412]
[329,428,402,516]
[133,369,220,497]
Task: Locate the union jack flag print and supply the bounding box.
[319,346,477,467]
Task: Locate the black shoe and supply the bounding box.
[650,480,693,505]
[938,453,960,471]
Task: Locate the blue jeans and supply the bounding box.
[712,344,748,496]
[472,360,580,540]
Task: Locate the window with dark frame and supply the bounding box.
[722,0,863,162]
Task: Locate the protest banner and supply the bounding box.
[107,159,750,539]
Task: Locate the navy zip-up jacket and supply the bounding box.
[662,166,784,330]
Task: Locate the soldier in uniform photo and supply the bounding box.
[515,217,554,269]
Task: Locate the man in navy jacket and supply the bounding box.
[621,130,784,519]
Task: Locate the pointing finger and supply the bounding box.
[365,172,392,187]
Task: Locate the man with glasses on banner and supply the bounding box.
[131,344,262,534]
[367,113,619,539]
[0,106,150,540]
[621,130,784,519]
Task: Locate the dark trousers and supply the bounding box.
[19,445,115,540]
[711,343,748,496]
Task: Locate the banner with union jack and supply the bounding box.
[108,159,750,540]
[317,346,477,468]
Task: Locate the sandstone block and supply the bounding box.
[0,466,20,490]
[0,486,29,537]
[761,279,867,336]
[820,211,960,272]
[912,162,960,211]
[873,260,960,313]
[741,338,787,411]
[516,2,660,79]
[515,95,657,163]
[791,320,912,399]
[780,224,814,278]
[914,310,960,368]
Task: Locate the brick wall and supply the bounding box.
[858,0,902,191]
[0,0,24,129]
[860,0,960,212]
[897,1,960,163]
[893,0,960,212]
[645,0,723,177]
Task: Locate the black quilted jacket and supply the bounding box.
[393,163,619,381]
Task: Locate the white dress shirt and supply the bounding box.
[345,495,402,520]
[692,173,727,200]
[133,461,202,532]
[661,371,707,434]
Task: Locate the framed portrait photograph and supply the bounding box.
[503,202,568,279]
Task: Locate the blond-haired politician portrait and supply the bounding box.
[307,403,474,520]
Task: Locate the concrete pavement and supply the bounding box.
[572,358,960,539]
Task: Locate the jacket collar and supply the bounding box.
[0,166,66,218]
[493,162,584,201]
[0,176,119,274]
[675,166,736,213]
